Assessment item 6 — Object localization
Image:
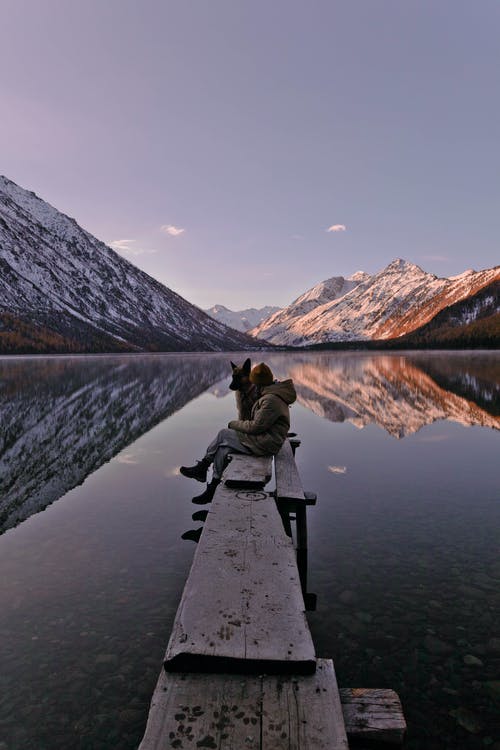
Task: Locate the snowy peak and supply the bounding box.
[348,271,371,283]
[370,258,434,286]
[385,257,425,273]
[204,304,280,333]
[251,258,500,346]
[251,271,370,343]
[290,275,362,310]
[0,175,81,244]
[0,176,263,352]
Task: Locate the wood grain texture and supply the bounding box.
[138,669,262,750]
[139,660,348,750]
[274,440,306,501]
[261,659,349,750]
[339,688,406,744]
[224,454,273,488]
[164,483,315,674]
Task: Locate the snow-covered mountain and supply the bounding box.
[251,259,500,346]
[204,304,280,332]
[249,272,371,344]
[392,280,499,347]
[0,176,262,352]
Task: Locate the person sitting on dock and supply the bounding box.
[180,363,296,504]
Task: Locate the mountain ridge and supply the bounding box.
[204,303,280,332]
[1,175,498,352]
[251,258,500,346]
[380,280,500,349]
[0,175,263,353]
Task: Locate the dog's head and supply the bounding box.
[229,358,251,391]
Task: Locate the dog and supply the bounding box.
[229,358,260,420]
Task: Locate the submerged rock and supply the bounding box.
[483,681,500,702]
[424,635,453,655]
[463,654,483,667]
[487,637,500,654]
[449,707,482,733]
[355,611,372,624]
[339,590,358,605]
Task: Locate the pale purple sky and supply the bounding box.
[1,0,499,309]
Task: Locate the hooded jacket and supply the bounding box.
[228,379,296,455]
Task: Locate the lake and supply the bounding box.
[0,351,498,750]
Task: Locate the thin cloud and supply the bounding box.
[110,239,157,256]
[114,452,139,465]
[161,224,185,236]
[328,465,347,474]
[110,239,135,251]
[327,224,347,233]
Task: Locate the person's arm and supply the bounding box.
[228,397,277,434]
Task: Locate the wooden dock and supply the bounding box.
[139,441,406,749]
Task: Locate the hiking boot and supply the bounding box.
[192,478,220,505]
[181,528,203,543]
[180,458,210,483]
[192,509,209,522]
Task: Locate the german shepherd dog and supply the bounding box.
[229,358,260,420]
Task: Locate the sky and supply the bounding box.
[1,0,499,309]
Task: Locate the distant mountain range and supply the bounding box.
[204,304,280,332]
[249,259,499,347]
[0,176,262,353]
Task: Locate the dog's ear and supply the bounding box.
[243,358,251,374]
[230,361,237,370]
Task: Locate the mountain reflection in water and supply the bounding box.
[0,352,498,534]
[270,352,500,438]
[0,355,230,534]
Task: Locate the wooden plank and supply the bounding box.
[139,659,348,750]
[164,483,316,674]
[261,659,349,750]
[224,453,273,488]
[274,440,306,501]
[339,688,406,745]
[138,669,262,750]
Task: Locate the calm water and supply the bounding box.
[0,351,499,750]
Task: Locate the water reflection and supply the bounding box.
[0,351,498,750]
[1,352,498,535]
[265,352,500,438]
[0,355,230,534]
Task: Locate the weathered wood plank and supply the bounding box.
[275,440,306,501]
[164,482,316,674]
[138,669,262,750]
[339,688,406,745]
[139,660,348,750]
[261,659,349,750]
[225,453,273,488]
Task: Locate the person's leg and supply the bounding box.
[179,429,226,481]
[208,428,252,479]
[181,428,250,483]
[190,429,252,505]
